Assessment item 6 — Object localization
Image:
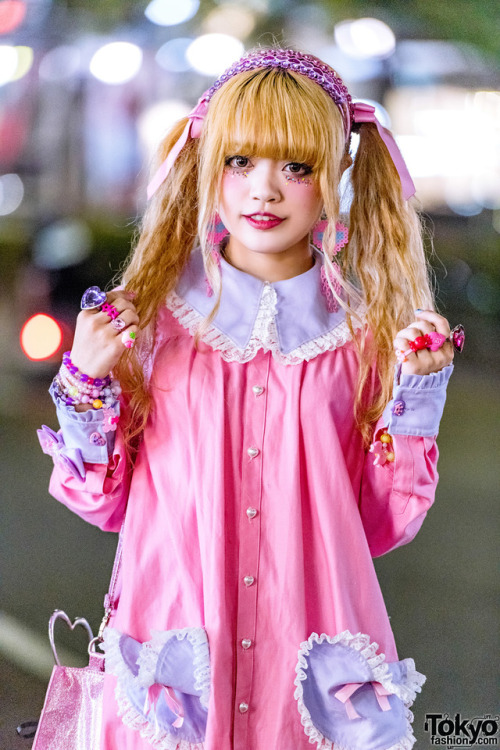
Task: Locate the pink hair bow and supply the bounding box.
[335,681,392,720]
[352,102,416,201]
[147,94,210,200]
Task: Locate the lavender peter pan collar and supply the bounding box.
[175,248,349,355]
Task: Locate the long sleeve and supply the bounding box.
[359,364,453,557]
[40,389,131,532]
[48,429,130,532]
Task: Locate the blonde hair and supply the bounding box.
[114,58,433,453]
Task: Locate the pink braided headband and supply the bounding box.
[147,48,415,201]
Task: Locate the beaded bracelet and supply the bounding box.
[54,352,121,408]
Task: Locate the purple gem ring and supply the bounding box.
[111,317,126,331]
[80,286,107,310]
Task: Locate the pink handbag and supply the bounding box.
[31,611,105,749]
[30,534,123,749]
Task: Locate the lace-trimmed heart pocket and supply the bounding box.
[294,630,425,750]
[103,627,210,750]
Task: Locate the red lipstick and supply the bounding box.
[243,212,284,230]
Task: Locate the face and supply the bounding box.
[218,155,323,267]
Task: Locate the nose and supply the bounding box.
[249,161,282,203]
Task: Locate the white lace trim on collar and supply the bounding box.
[166,285,363,365]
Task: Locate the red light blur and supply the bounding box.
[0,1,26,34]
[20,314,63,361]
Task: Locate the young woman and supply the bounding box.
[39,47,460,750]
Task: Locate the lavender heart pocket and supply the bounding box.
[294,631,425,750]
[103,627,210,748]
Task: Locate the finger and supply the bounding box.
[414,310,451,336]
[106,308,140,333]
[106,289,137,304]
[406,319,436,335]
[118,325,139,351]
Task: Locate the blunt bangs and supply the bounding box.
[204,68,344,174]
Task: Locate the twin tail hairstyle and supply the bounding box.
[114,48,434,451]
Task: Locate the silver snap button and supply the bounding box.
[246,507,257,519]
[244,575,255,587]
[247,447,259,458]
[241,638,252,649]
[239,701,249,713]
[252,385,264,396]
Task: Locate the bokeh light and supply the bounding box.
[20,314,63,361]
[138,100,191,160]
[145,0,199,27]
[203,5,256,40]
[11,45,32,81]
[466,273,500,315]
[334,18,396,60]
[0,173,24,215]
[0,44,18,85]
[0,0,26,35]
[33,218,92,270]
[155,38,192,73]
[89,42,143,85]
[39,45,81,82]
[186,34,244,76]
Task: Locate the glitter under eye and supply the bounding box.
[284,174,313,185]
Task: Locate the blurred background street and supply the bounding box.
[1,0,499,747]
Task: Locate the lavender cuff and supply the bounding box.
[382,364,453,437]
[49,381,118,463]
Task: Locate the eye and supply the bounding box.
[284,162,313,176]
[225,155,251,169]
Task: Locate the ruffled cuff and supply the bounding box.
[382,364,453,437]
[49,381,119,463]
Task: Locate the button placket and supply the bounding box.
[233,354,271,749]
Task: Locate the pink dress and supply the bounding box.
[44,250,452,750]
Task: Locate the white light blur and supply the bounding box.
[386,85,500,209]
[39,45,82,81]
[0,45,18,86]
[318,44,383,82]
[203,5,256,40]
[34,219,92,269]
[138,100,191,161]
[155,38,192,73]
[186,34,244,76]
[0,173,24,215]
[335,18,396,60]
[89,42,143,85]
[145,0,199,27]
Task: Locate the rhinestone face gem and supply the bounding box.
[80,286,107,310]
[246,507,257,519]
[252,385,264,396]
[247,447,259,458]
[243,575,255,587]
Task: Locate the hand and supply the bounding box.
[70,290,139,380]
[394,310,454,376]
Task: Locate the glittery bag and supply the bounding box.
[30,533,123,749]
[31,611,105,749]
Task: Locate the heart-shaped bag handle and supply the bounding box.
[48,609,95,666]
